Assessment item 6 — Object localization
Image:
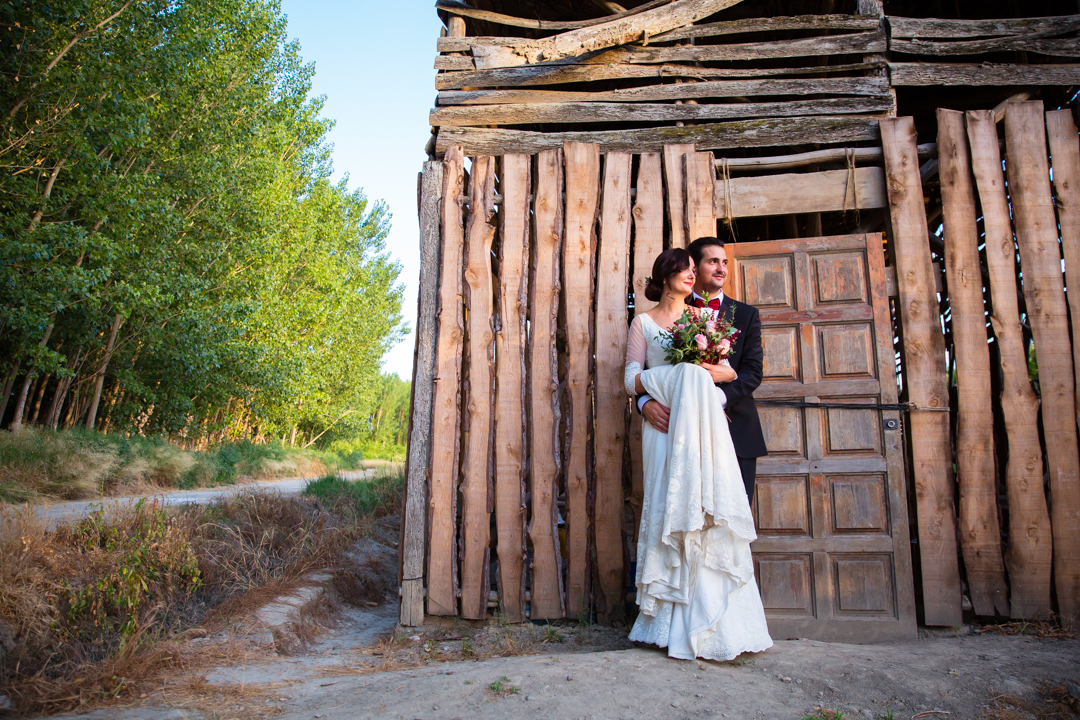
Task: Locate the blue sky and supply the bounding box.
[281,0,444,379]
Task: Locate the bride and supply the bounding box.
[624,247,773,661]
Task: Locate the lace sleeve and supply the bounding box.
[624,315,647,396]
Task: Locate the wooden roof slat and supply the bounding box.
[435,0,671,31]
[888,14,1080,39]
[889,62,1080,86]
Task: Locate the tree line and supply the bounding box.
[1,0,407,448]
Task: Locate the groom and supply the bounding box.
[639,236,767,500]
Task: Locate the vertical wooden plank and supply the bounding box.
[427,146,466,616]
[401,161,443,626]
[1005,102,1080,619]
[563,141,601,619]
[966,109,1053,619]
[684,150,717,241]
[936,109,1009,617]
[1046,109,1080,432]
[629,153,663,538]
[529,149,565,620]
[495,154,530,623]
[880,117,962,626]
[663,143,695,248]
[594,152,632,625]
[460,154,498,620]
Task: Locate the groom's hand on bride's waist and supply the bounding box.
[642,400,670,433]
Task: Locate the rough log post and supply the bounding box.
[629,153,664,537]
[1005,102,1080,620]
[594,152,632,625]
[494,154,530,623]
[563,141,601,618]
[965,110,1053,618]
[663,144,695,248]
[936,109,1009,617]
[400,161,443,626]
[460,155,498,621]
[1046,109,1080,433]
[880,117,962,626]
[529,148,566,619]
[685,151,717,240]
[427,146,467,616]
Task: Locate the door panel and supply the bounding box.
[727,233,917,642]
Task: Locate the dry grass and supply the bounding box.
[976,615,1078,641]
[981,682,1080,720]
[0,476,402,716]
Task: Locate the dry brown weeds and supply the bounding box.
[977,615,1078,641]
[981,682,1080,720]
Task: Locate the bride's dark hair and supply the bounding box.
[644,248,692,302]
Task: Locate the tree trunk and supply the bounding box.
[0,360,21,426]
[27,374,50,425]
[10,323,55,431]
[85,313,123,431]
[62,387,80,429]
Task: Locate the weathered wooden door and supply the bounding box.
[725,232,917,642]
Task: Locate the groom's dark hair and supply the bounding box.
[687,236,725,265]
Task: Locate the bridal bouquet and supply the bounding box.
[661,300,741,366]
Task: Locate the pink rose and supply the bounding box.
[694,334,708,351]
[705,320,716,334]
[677,323,685,330]
[719,338,731,353]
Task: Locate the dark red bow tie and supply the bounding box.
[692,296,721,311]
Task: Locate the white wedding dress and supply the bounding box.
[624,313,773,660]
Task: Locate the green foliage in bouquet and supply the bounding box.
[659,299,741,366]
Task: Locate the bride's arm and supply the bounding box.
[624,316,647,396]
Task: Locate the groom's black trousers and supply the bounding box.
[737,456,757,502]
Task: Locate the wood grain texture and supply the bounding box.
[655,13,880,40]
[437,78,891,105]
[594,152,632,625]
[427,146,466,616]
[1046,109,1080,436]
[430,97,893,127]
[629,153,664,541]
[714,167,886,218]
[715,143,936,172]
[528,149,566,620]
[663,144,695,248]
[880,117,962,626]
[434,61,886,90]
[494,154,530,623]
[965,109,1053,619]
[936,109,1009,617]
[891,36,1080,57]
[888,14,1080,39]
[889,63,1080,86]
[563,142,601,618]
[436,0,670,31]
[437,117,881,157]
[1005,102,1080,619]
[460,155,498,621]
[684,151,717,241]
[401,161,443,626]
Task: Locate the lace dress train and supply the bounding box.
[624,314,773,661]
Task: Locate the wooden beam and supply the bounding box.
[563,142,601,619]
[427,146,466,617]
[435,0,670,31]
[888,14,1080,39]
[965,109,1053,620]
[431,97,894,127]
[716,143,936,172]
[1005,101,1080,620]
[713,166,886,219]
[471,0,747,68]
[629,153,663,546]
[437,117,881,156]
[494,154,530,623]
[594,152,632,625]
[685,151,717,239]
[434,60,886,90]
[889,63,1080,86]
[664,144,694,248]
[935,108,1009,617]
[891,36,1080,57]
[401,160,442,627]
[880,116,962,627]
[528,149,566,620]
[438,78,890,106]
[460,155,498,620]
[654,13,879,40]
[1046,109,1080,435]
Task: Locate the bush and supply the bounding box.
[303,468,404,518]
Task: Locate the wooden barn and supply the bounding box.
[399,0,1080,643]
